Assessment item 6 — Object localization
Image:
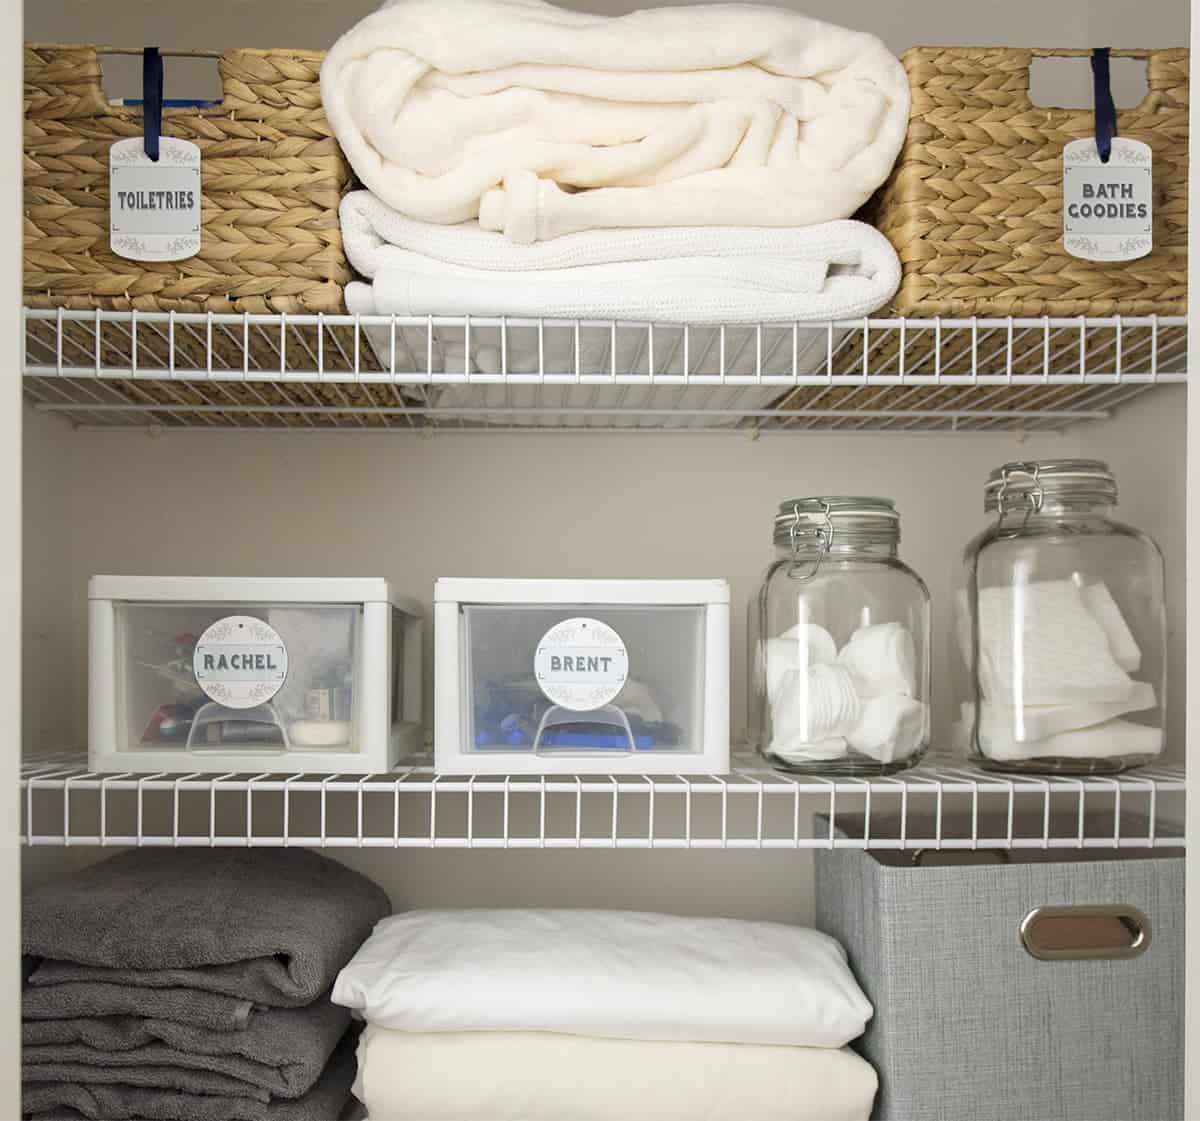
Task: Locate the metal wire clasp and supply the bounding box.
[995,462,1043,537]
[788,500,834,582]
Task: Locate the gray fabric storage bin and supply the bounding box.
[815,819,1183,1121]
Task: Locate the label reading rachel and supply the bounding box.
[534,617,629,712]
[193,615,289,710]
[1062,137,1153,262]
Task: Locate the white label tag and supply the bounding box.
[534,617,629,713]
[109,136,202,262]
[1062,137,1153,261]
[193,615,289,710]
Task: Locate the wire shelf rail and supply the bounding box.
[21,753,1185,851]
[23,310,1187,433]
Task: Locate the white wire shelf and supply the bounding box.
[23,310,1187,433]
[21,753,1184,851]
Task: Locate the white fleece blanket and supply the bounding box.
[341,192,901,323]
[333,909,872,1047]
[322,0,910,242]
[354,1027,878,1121]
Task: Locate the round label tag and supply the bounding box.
[193,615,289,710]
[534,617,629,712]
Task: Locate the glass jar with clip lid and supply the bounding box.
[955,459,1166,774]
[750,496,931,774]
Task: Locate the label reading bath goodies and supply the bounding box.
[534,617,629,712]
[193,616,289,710]
[109,136,202,262]
[1062,137,1153,262]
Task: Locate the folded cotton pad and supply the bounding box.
[977,580,1138,706]
[979,718,1163,762]
[837,622,916,698]
[978,681,1156,743]
[1080,581,1143,673]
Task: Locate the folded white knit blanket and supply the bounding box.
[354,1027,879,1121]
[322,0,910,242]
[341,193,901,323]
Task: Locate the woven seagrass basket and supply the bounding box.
[24,44,352,314]
[871,47,1188,316]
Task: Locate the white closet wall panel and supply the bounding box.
[1,1,22,1115]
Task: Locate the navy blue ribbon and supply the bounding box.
[142,47,163,162]
[1090,47,1116,164]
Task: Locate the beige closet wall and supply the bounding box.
[24,397,1188,915]
[20,0,1191,920]
[22,0,1191,53]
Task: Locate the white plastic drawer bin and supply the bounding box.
[89,576,423,773]
[435,578,730,774]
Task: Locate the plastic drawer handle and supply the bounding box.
[1020,904,1151,961]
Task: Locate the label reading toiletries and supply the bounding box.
[193,615,289,710]
[1062,137,1153,261]
[109,137,202,262]
[534,618,629,712]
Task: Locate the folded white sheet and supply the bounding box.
[322,0,910,242]
[333,909,872,1048]
[341,195,902,323]
[354,1026,879,1121]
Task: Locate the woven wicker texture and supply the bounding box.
[872,47,1189,316]
[24,44,351,314]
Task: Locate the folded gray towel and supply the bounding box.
[23,849,389,1006]
[22,979,256,1032]
[23,996,350,1100]
[24,1059,273,1101]
[23,1027,359,1121]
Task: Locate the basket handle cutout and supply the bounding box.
[1029,53,1149,114]
[97,48,223,111]
[1020,904,1151,961]
[1023,48,1167,115]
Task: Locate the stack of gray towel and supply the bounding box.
[21,848,390,1121]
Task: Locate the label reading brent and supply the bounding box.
[193,615,289,710]
[1062,137,1153,262]
[534,617,629,712]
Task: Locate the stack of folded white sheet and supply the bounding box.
[322,0,909,365]
[333,908,878,1121]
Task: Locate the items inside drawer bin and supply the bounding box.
[464,605,701,754]
[120,603,358,751]
[90,576,423,773]
[436,578,730,775]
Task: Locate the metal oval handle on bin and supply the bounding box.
[1020,904,1151,961]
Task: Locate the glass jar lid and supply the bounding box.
[984,459,1118,514]
[772,496,900,550]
